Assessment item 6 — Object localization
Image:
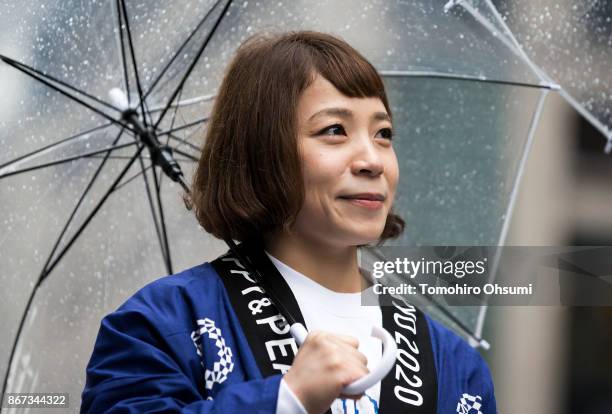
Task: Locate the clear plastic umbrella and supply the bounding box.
[0,0,609,408]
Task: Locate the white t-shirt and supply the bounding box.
[267,251,383,414]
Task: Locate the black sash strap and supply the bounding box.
[211,239,438,413]
[211,239,304,378]
[378,300,438,413]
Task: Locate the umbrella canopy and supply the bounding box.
[0,0,608,407]
[489,0,612,146]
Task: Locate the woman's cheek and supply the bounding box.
[387,154,400,191]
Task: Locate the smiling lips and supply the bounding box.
[338,193,386,210]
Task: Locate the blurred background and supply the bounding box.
[487,91,612,414]
[0,0,611,413]
[483,2,612,413]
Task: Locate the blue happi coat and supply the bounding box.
[81,261,497,413]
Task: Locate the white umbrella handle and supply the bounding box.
[290,323,397,396]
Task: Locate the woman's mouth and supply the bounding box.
[338,193,385,210]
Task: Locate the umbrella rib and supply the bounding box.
[137,154,167,266]
[144,101,156,134]
[0,55,121,112]
[0,56,134,133]
[152,167,173,274]
[0,142,137,179]
[114,164,153,192]
[147,94,215,113]
[559,88,612,147]
[154,0,234,129]
[149,94,216,113]
[113,0,131,103]
[0,122,113,171]
[412,284,487,347]
[469,0,552,85]
[157,116,209,138]
[37,127,130,279]
[141,0,223,101]
[370,248,490,348]
[87,154,194,162]
[407,282,488,347]
[380,70,559,90]
[41,145,146,280]
[473,89,550,344]
[1,132,139,398]
[167,87,184,142]
[171,147,200,162]
[156,155,165,191]
[118,0,149,128]
[166,134,202,153]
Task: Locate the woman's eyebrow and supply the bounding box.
[308,107,352,122]
[308,107,391,123]
[372,112,391,122]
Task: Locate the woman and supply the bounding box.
[81,31,497,414]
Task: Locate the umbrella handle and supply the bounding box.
[290,323,397,396]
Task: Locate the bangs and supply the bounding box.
[295,33,391,118]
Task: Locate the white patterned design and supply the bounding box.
[456,393,483,414]
[191,318,235,390]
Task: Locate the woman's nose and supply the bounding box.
[350,138,384,177]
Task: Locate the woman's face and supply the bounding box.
[293,74,399,248]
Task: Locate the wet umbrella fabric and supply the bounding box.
[0,0,607,408]
[474,0,612,148]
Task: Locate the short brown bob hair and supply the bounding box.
[188,30,404,243]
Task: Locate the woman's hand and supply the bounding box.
[283,330,369,414]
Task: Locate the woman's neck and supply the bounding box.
[264,232,365,293]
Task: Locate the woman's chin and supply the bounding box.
[339,225,386,246]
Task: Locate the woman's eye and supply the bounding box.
[318,124,346,136]
[376,127,393,140]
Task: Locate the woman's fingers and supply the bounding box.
[284,330,370,414]
[332,333,360,348]
[306,330,358,347]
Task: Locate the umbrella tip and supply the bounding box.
[605,139,612,155]
[469,336,491,350]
